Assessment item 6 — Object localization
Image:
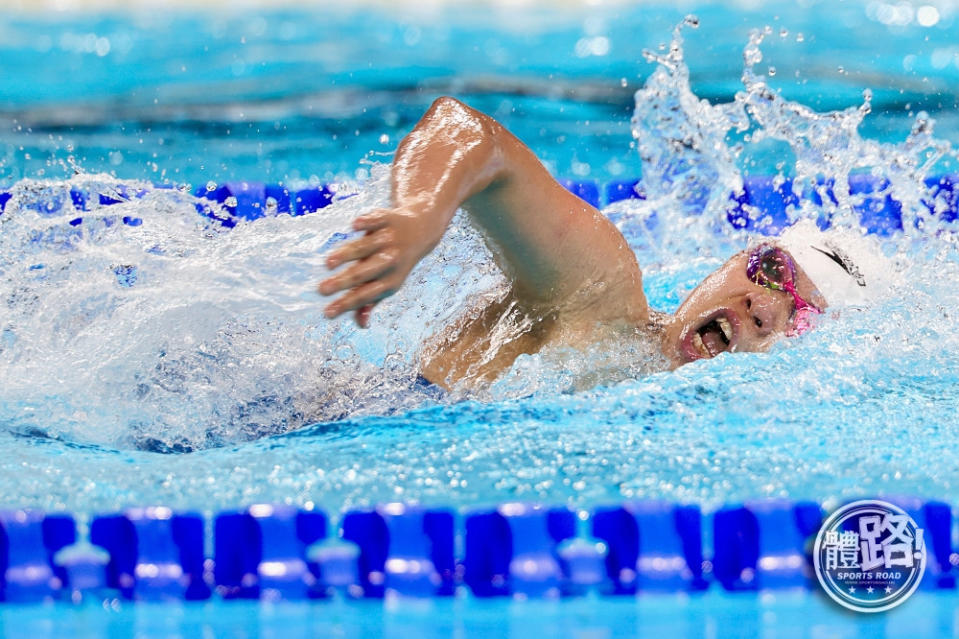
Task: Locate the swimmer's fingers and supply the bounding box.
[354,303,375,329]
[325,228,392,269]
[319,250,397,296]
[324,280,395,319]
[321,207,423,324]
[352,209,391,233]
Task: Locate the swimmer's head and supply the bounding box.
[660,244,827,365]
[660,222,869,366]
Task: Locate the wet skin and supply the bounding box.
[318,97,826,388]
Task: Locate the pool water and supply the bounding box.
[1,591,958,639]
[1,0,959,636]
[3,1,959,187]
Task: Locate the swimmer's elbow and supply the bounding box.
[427,95,468,115]
[426,96,485,127]
[423,96,508,180]
[429,96,498,138]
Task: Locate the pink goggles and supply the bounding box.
[746,245,822,337]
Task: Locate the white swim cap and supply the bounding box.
[775,220,884,307]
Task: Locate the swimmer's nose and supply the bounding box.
[743,292,780,336]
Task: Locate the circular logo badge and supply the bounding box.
[813,500,926,613]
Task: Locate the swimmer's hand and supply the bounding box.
[318,206,441,328]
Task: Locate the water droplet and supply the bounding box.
[796,32,805,42]
[779,28,788,38]
[205,181,216,192]
[768,66,777,77]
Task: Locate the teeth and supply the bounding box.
[692,332,711,358]
[717,317,733,343]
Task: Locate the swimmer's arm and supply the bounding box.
[319,96,647,326]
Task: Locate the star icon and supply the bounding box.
[866,587,874,594]
[848,586,856,593]
[885,586,893,594]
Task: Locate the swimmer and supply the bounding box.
[318,97,863,389]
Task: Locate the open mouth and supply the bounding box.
[686,311,737,360]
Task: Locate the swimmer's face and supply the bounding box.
[661,247,827,366]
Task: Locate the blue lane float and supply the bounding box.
[3,174,956,238]
[589,174,957,236]
[193,182,336,222]
[883,497,957,590]
[711,500,823,591]
[592,501,707,594]
[89,507,209,601]
[605,179,645,205]
[213,504,326,600]
[0,498,955,603]
[0,510,61,602]
[726,176,800,236]
[341,504,455,598]
[464,503,577,598]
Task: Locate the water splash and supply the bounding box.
[738,26,957,236]
[625,15,959,265]
[629,15,749,249]
[0,171,504,452]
